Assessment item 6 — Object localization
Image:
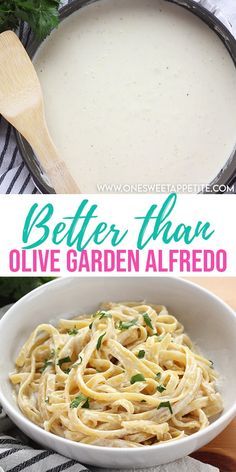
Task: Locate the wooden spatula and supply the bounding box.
[0,31,80,194]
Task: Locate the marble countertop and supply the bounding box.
[213,0,236,35]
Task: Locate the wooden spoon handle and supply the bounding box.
[26,116,80,194]
[28,129,80,194]
[0,31,80,193]
[45,160,80,194]
[32,118,81,194]
[36,131,80,194]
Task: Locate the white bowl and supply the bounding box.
[0,277,235,469]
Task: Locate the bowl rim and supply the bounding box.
[15,0,236,194]
[0,276,236,454]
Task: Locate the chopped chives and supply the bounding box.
[157,401,173,414]
[143,313,153,330]
[130,373,146,384]
[68,328,78,336]
[96,332,106,350]
[117,319,137,330]
[70,394,89,409]
[137,350,145,359]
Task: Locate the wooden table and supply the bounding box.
[185,278,236,472]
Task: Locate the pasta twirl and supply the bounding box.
[10,302,223,447]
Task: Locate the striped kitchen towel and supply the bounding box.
[0,433,219,472]
[0,0,234,194]
[0,434,89,472]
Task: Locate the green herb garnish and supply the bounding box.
[130,373,146,384]
[96,332,106,350]
[82,398,90,409]
[99,312,111,320]
[156,385,166,393]
[137,350,145,359]
[92,310,105,318]
[157,401,173,414]
[64,368,71,374]
[0,0,61,40]
[70,394,89,409]
[68,328,78,336]
[143,313,153,330]
[89,322,93,329]
[57,356,71,368]
[40,360,53,373]
[155,372,162,380]
[117,319,137,330]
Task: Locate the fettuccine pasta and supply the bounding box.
[10,302,223,447]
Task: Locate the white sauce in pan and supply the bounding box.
[34,0,236,192]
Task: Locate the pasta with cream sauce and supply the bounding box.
[10,302,223,447]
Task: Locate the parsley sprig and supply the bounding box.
[68,328,78,336]
[98,312,112,320]
[130,373,146,384]
[117,319,137,330]
[157,401,173,414]
[137,350,145,359]
[96,332,106,350]
[0,0,61,40]
[142,313,153,330]
[70,394,90,409]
